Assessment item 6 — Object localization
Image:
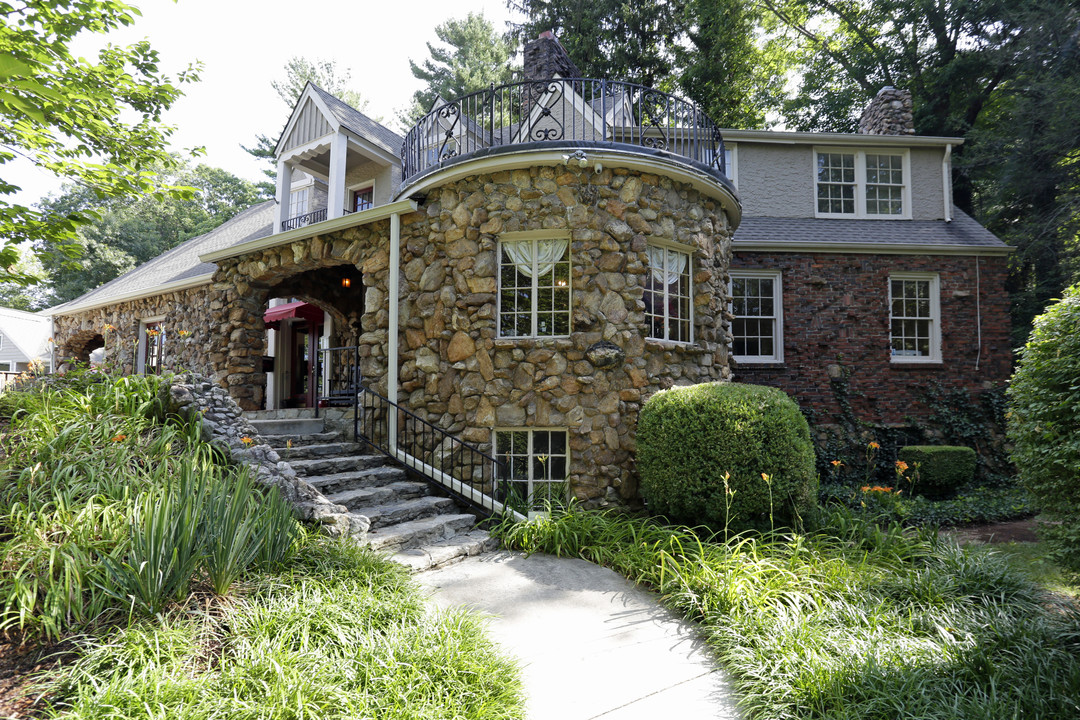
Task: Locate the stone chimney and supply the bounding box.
[858,87,915,135]
[523,31,582,82]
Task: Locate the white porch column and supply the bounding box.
[327,131,348,220]
[388,211,401,450]
[274,159,293,233]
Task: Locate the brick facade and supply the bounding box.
[729,251,1011,427]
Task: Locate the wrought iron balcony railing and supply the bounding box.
[281,207,327,232]
[401,78,727,186]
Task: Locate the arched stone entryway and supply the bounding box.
[207,221,393,410]
[59,330,104,368]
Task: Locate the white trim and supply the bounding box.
[814,147,911,220]
[731,240,1011,257]
[721,128,964,148]
[496,236,572,339]
[942,144,953,222]
[725,143,738,188]
[730,270,783,363]
[43,275,214,316]
[136,315,167,375]
[888,272,941,363]
[274,84,340,157]
[388,211,401,449]
[200,200,418,263]
[397,149,742,223]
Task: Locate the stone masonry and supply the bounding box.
[859,87,916,136]
[211,164,735,504]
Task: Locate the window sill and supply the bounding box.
[889,361,945,370]
[733,360,785,370]
[645,338,702,352]
[493,336,574,350]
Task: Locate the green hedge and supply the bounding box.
[637,382,817,530]
[1008,284,1080,570]
[898,445,976,497]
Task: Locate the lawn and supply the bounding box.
[0,372,524,719]
[497,508,1080,719]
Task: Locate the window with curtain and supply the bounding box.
[644,243,691,342]
[498,238,571,337]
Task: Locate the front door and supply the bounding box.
[284,320,322,408]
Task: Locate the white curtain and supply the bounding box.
[504,238,569,278]
[648,245,687,286]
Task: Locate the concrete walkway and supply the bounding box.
[419,551,741,720]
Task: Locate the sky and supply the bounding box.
[10,0,523,205]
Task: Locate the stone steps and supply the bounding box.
[305,466,411,495]
[363,513,479,553]
[324,480,431,510]
[249,417,324,436]
[268,442,363,460]
[246,410,498,571]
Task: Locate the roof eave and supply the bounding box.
[732,240,1011,256]
[722,129,964,147]
[43,274,215,317]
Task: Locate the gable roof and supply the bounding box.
[733,207,1010,255]
[45,201,275,315]
[0,306,50,360]
[307,84,404,158]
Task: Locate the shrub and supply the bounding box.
[1008,284,1080,570]
[637,382,817,530]
[898,445,976,497]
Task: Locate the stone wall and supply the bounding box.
[53,286,219,376]
[730,251,1011,426]
[859,87,915,136]
[214,164,734,504]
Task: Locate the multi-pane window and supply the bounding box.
[495,429,568,515]
[288,186,310,219]
[815,149,907,218]
[865,154,904,215]
[730,271,783,362]
[498,237,571,337]
[816,152,856,215]
[645,244,692,342]
[889,274,940,362]
[353,187,373,212]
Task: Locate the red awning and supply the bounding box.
[263,301,324,329]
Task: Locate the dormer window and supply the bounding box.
[815,148,909,218]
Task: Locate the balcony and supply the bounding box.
[401,78,728,188]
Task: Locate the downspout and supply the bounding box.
[942,144,953,222]
[388,212,401,450]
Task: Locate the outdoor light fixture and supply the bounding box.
[341,277,351,288]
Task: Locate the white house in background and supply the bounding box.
[0,306,52,374]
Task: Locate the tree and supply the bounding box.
[1007,284,1080,570]
[509,0,685,90]
[0,0,200,282]
[507,0,790,128]
[243,55,373,186]
[35,161,264,305]
[402,13,518,125]
[755,0,1080,340]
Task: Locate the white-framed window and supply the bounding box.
[707,144,736,187]
[815,148,909,218]
[137,317,166,374]
[645,242,692,343]
[889,273,941,363]
[730,270,783,363]
[0,361,11,372]
[498,234,571,338]
[288,186,310,219]
[494,428,568,516]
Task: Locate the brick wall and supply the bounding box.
[730,251,1011,426]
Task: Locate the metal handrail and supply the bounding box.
[401,77,727,185]
[281,208,328,232]
[354,384,521,520]
[313,345,361,418]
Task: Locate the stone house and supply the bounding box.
[46,34,1010,511]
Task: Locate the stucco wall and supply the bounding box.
[735,142,947,220]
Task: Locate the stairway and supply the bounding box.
[246,410,499,572]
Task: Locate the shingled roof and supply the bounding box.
[733,207,1009,253]
[46,201,275,315]
[308,84,404,158]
